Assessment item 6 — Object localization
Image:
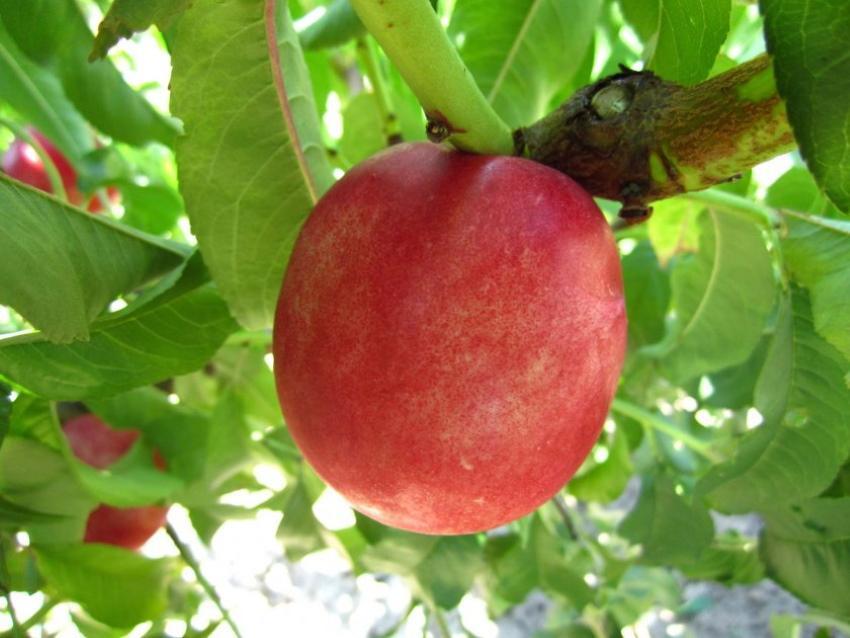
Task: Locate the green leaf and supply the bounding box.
[90,0,193,60]
[119,183,184,236]
[0,494,64,527]
[0,18,90,162]
[698,289,850,512]
[171,0,330,329]
[0,382,9,449]
[275,3,335,194]
[646,197,701,266]
[760,0,850,211]
[448,0,602,128]
[35,543,174,627]
[619,474,714,566]
[761,497,850,615]
[646,209,776,382]
[621,241,670,350]
[604,566,680,628]
[277,470,325,561]
[678,533,764,584]
[702,334,770,410]
[0,255,237,400]
[361,531,484,609]
[782,211,850,363]
[621,0,732,85]
[0,176,186,343]
[569,424,633,503]
[0,437,94,543]
[338,92,385,166]
[483,514,592,610]
[0,0,179,147]
[298,0,364,50]
[767,166,842,218]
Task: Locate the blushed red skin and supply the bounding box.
[1,128,117,213]
[63,414,169,550]
[274,143,627,535]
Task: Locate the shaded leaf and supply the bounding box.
[761,497,850,615]
[0,18,90,162]
[0,437,94,543]
[361,530,483,609]
[171,0,328,329]
[698,289,850,512]
[0,0,179,147]
[782,211,850,363]
[621,241,670,350]
[299,0,364,50]
[35,543,174,627]
[619,474,714,566]
[761,0,850,211]
[702,334,770,410]
[569,424,633,503]
[767,166,842,218]
[646,209,776,382]
[448,0,601,128]
[0,176,186,343]
[277,469,325,560]
[0,255,237,400]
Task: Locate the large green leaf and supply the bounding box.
[0,176,185,343]
[569,424,633,503]
[645,209,776,382]
[448,0,601,128]
[35,543,174,627]
[782,211,850,363]
[761,497,850,615]
[0,19,90,162]
[0,256,237,400]
[767,166,842,218]
[619,474,714,566]
[172,0,330,329]
[698,289,850,512]
[0,0,179,147]
[760,0,850,211]
[90,0,193,60]
[619,0,732,85]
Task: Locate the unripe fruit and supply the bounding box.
[1,128,116,212]
[63,414,169,549]
[274,143,626,534]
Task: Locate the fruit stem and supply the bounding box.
[429,604,450,638]
[519,54,795,213]
[165,522,245,638]
[356,37,403,146]
[0,117,69,203]
[348,0,514,154]
[610,399,722,463]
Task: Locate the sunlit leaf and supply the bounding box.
[0,176,186,343]
[449,0,601,128]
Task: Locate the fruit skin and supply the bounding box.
[274,142,627,535]
[63,413,169,550]
[1,128,116,212]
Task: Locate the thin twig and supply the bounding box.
[430,604,450,638]
[166,523,244,638]
[550,494,579,541]
[611,398,722,463]
[357,37,403,146]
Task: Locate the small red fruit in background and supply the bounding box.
[1,127,117,212]
[63,413,169,550]
[273,142,627,535]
